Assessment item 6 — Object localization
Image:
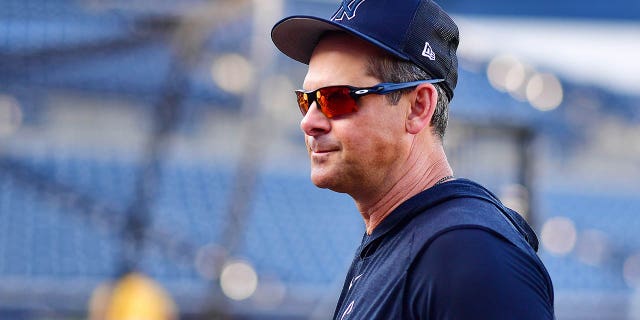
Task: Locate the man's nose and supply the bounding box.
[300,102,331,136]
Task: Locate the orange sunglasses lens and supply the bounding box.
[296,91,310,115]
[317,86,358,118]
[295,86,360,118]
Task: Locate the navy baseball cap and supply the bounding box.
[271,0,460,100]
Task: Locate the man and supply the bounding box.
[271,0,555,319]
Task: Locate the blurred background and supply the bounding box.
[0,0,638,319]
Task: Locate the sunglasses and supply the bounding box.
[295,79,444,118]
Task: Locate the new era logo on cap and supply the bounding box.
[422,42,436,61]
[331,0,367,21]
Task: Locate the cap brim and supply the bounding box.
[271,15,410,65]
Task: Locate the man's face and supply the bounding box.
[300,33,411,198]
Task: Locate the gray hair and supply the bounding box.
[367,55,449,141]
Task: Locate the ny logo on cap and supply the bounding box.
[331,0,367,21]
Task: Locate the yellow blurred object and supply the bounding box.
[90,272,177,320]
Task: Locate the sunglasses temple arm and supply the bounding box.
[376,79,445,94]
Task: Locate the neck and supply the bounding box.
[355,142,453,235]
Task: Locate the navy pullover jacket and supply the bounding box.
[333,179,555,320]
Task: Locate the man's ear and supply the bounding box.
[406,83,438,135]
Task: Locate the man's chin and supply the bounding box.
[310,174,333,189]
[310,170,337,189]
[310,172,350,194]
